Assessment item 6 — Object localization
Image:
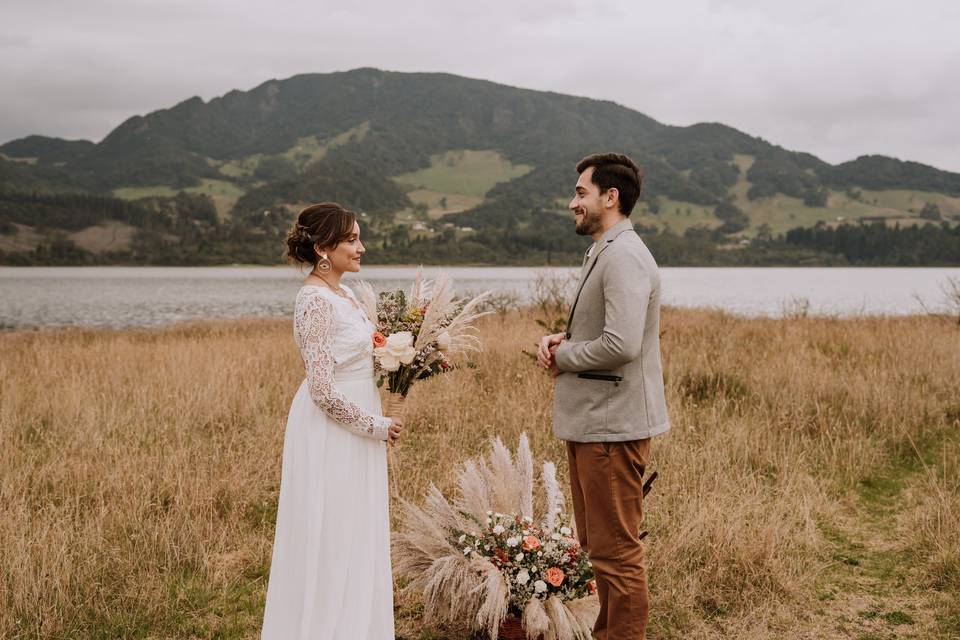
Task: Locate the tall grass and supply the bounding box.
[1,309,957,638]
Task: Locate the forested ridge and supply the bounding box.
[2,68,958,265]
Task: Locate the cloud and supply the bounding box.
[2,0,958,171]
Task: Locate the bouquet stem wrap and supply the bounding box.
[383,392,407,421]
[384,392,406,499]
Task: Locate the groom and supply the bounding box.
[538,152,669,640]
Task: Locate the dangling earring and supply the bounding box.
[317,253,332,273]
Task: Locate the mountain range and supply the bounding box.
[2,68,958,266]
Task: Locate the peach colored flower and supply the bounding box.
[587,580,597,594]
[522,535,541,551]
[545,567,565,587]
[372,332,387,348]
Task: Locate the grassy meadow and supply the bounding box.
[113,179,245,220]
[1,307,959,639]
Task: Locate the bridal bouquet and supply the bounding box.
[393,434,599,640]
[355,271,490,416]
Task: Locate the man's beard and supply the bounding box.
[575,209,602,236]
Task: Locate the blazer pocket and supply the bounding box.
[577,373,623,384]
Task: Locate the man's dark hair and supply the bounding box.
[575,153,644,215]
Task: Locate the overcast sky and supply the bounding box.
[3,0,959,171]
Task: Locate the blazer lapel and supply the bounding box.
[564,226,633,338]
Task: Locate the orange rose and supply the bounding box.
[545,567,565,587]
[587,579,597,594]
[372,332,387,348]
[522,535,541,551]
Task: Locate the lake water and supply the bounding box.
[1,266,958,329]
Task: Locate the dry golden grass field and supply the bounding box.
[1,308,958,639]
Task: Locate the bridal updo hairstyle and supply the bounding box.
[575,152,644,215]
[284,202,357,266]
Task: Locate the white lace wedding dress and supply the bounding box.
[261,284,394,639]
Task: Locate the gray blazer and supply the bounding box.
[552,219,670,442]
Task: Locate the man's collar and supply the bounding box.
[597,217,633,245]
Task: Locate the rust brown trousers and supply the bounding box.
[567,438,651,640]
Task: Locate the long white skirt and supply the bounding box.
[261,372,394,640]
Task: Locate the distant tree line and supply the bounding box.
[781,221,960,266]
[3,198,957,267]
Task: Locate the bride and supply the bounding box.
[261,202,403,639]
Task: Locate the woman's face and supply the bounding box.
[319,221,365,274]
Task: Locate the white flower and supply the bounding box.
[458,534,466,544]
[463,547,471,555]
[515,553,524,562]
[534,580,548,594]
[551,533,562,541]
[493,524,505,535]
[560,526,572,535]
[374,331,416,371]
[486,510,493,516]
[506,536,521,547]
[436,331,452,351]
[516,570,530,585]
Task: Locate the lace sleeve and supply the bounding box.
[298,293,391,441]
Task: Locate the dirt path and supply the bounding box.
[810,442,958,640]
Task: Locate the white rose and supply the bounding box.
[551,533,562,541]
[560,526,572,535]
[377,352,401,372]
[388,331,414,349]
[493,525,505,535]
[458,534,466,544]
[516,570,530,585]
[436,331,452,351]
[463,547,471,555]
[515,552,524,562]
[534,580,548,594]
[374,331,416,370]
[506,536,521,548]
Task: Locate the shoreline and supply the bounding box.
[3,263,960,270]
[0,306,949,335]
[2,266,956,329]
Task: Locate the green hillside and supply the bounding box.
[1,68,958,266]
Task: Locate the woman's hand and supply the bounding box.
[387,418,404,445]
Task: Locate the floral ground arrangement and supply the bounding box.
[393,434,597,639]
[1,308,958,638]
